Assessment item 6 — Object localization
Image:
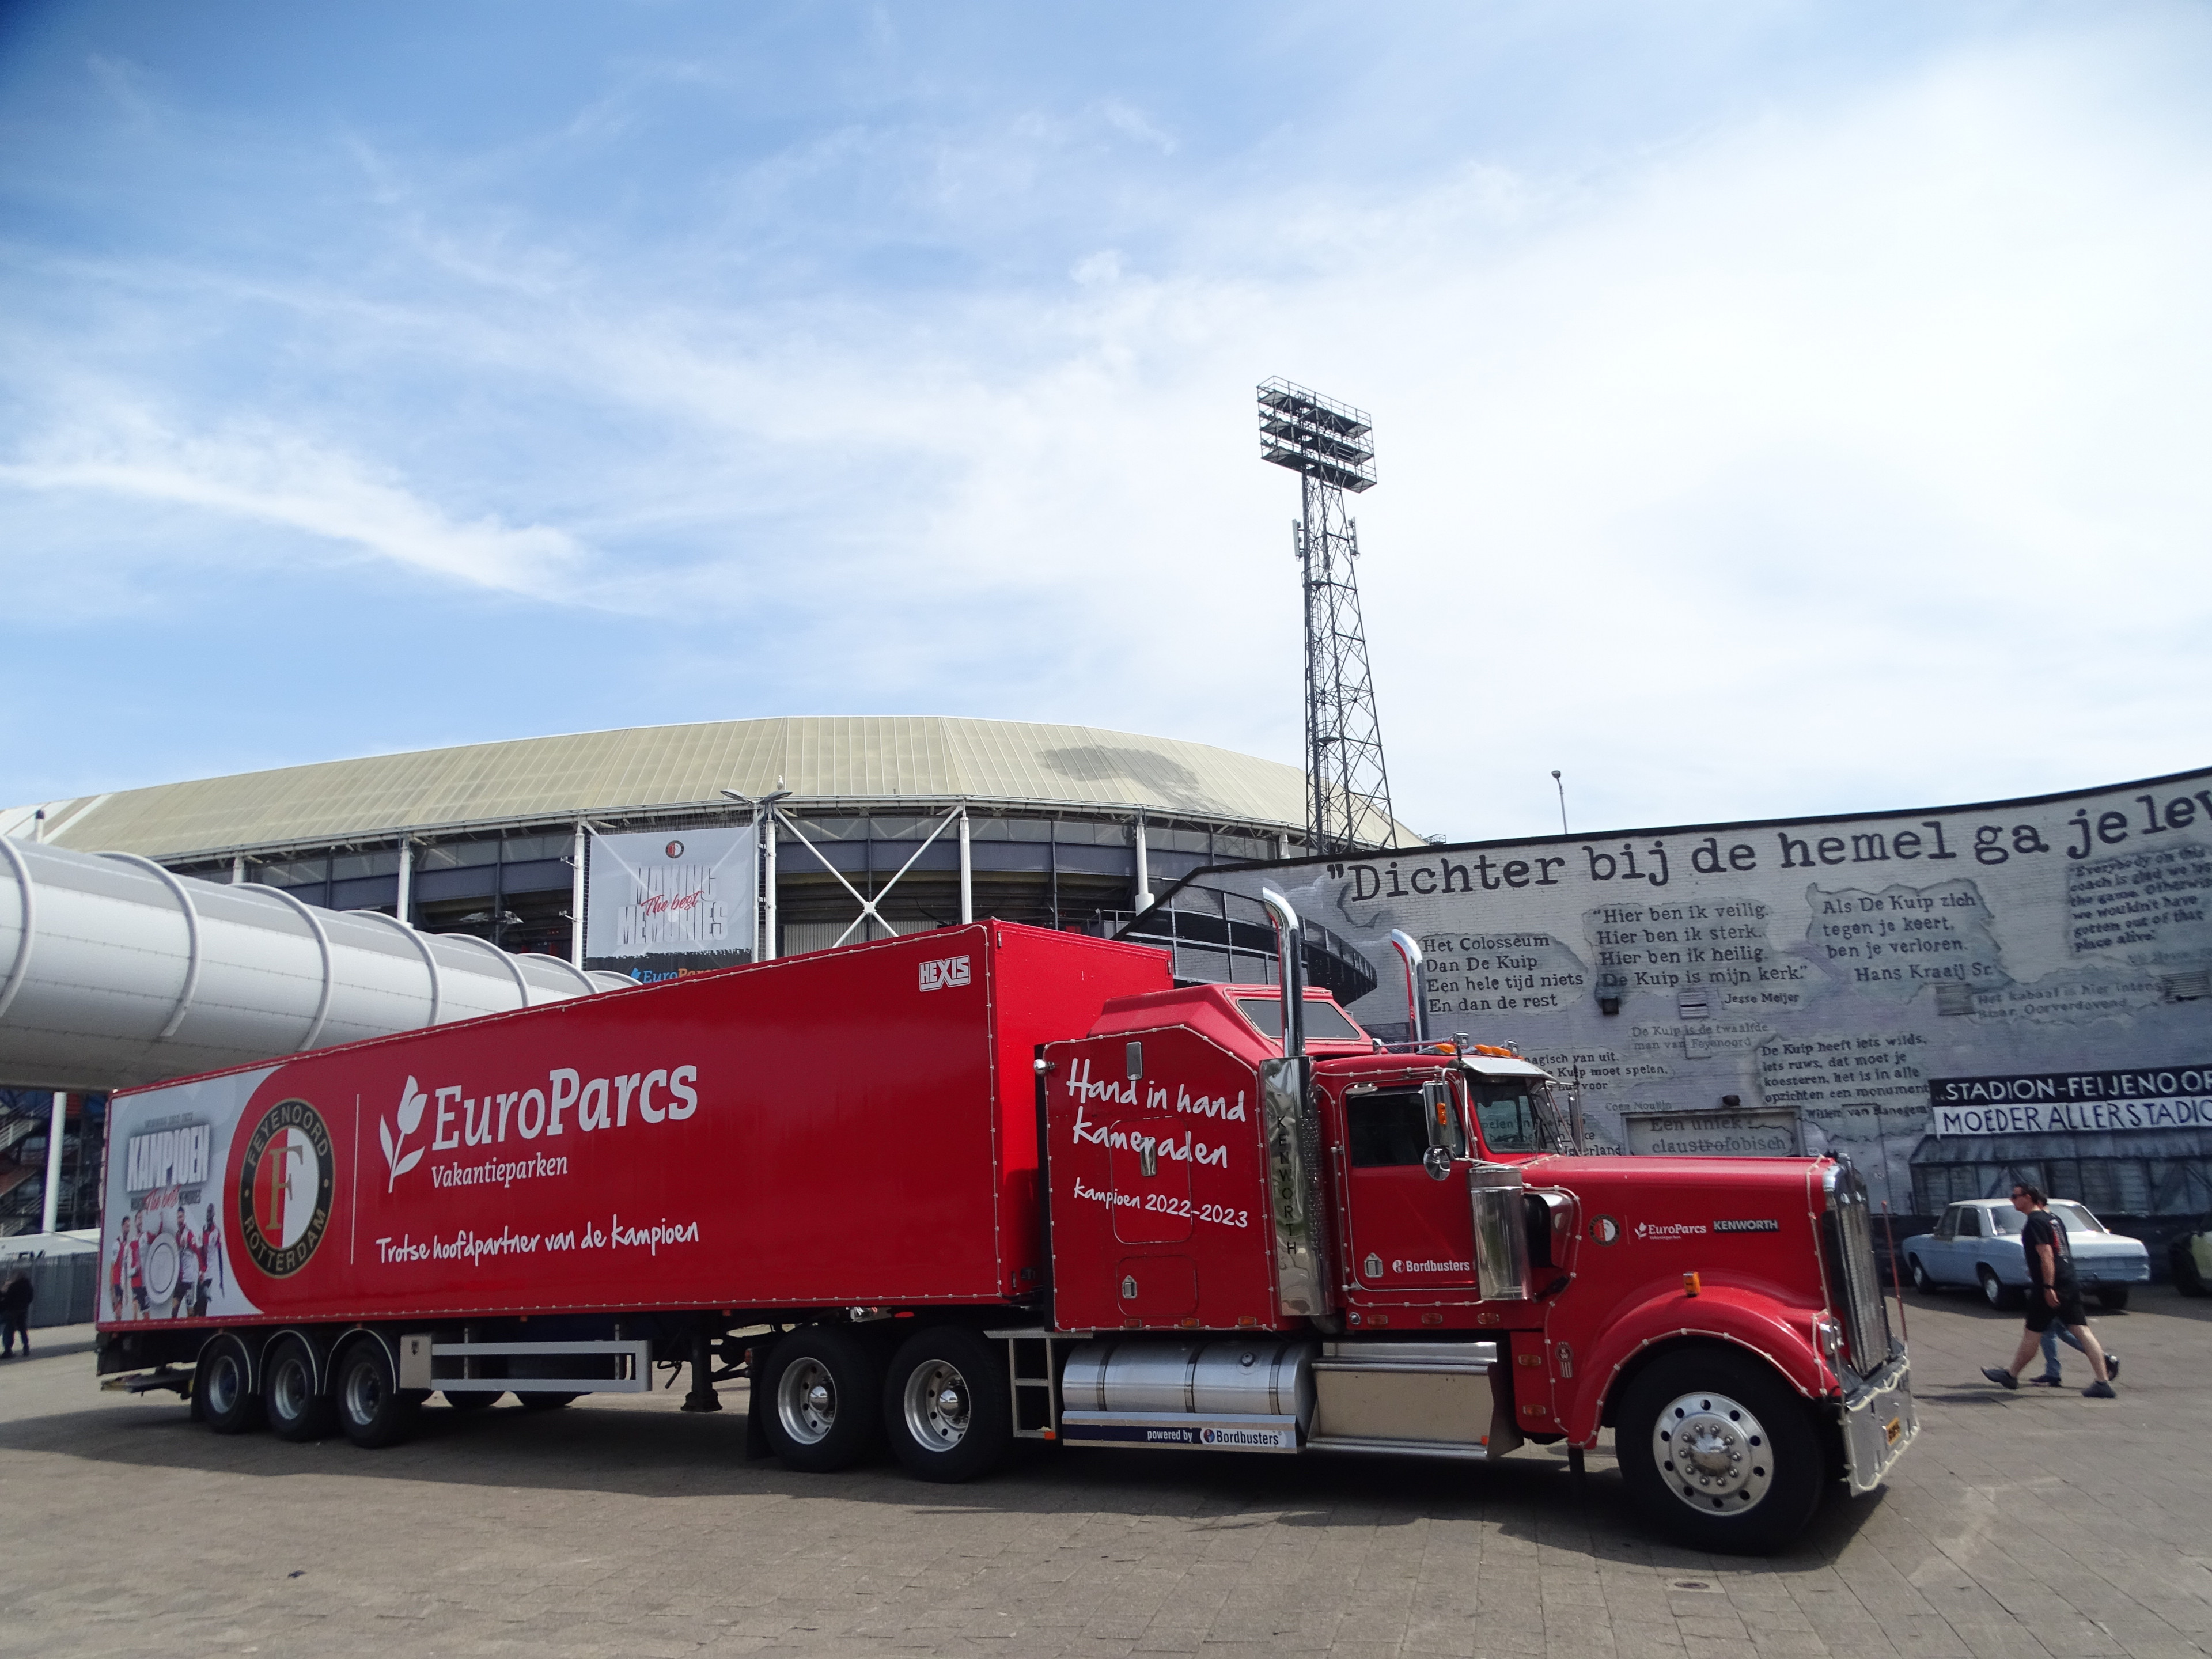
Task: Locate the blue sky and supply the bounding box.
[3,1,2209,840]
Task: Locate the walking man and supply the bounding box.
[1983,1183,2116,1399]
[0,1272,31,1357]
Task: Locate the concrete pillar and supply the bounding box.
[569,823,587,968]
[1133,817,1149,912]
[761,814,778,961]
[959,810,973,925]
[230,853,245,884]
[40,1091,65,1233]
[396,839,414,923]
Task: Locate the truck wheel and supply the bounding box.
[1908,1256,1933,1294]
[445,1390,502,1410]
[762,1326,882,1472]
[195,1334,264,1435]
[883,1327,1013,1483]
[264,1336,336,1442]
[1618,1349,1823,1555]
[516,1392,577,1411]
[334,1338,421,1449]
[2096,1287,2130,1312]
[1977,1267,2020,1311]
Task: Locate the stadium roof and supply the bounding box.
[2,717,1416,861]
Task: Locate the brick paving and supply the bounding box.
[0,1286,2206,1657]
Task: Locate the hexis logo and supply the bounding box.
[919,955,972,992]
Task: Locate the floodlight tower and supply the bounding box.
[1257,377,1399,855]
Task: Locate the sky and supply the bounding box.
[2,1,2209,843]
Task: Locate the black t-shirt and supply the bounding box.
[2021,1209,2073,1287]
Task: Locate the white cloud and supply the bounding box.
[0,403,588,596]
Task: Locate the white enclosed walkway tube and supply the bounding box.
[0,838,632,1093]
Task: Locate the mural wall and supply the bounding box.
[1168,768,2212,1214]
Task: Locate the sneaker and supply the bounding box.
[2083,1380,2116,1399]
[2027,1375,2063,1387]
[2104,1353,2118,1381]
[1982,1367,2019,1390]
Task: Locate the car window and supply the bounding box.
[1957,1208,1983,1238]
[2051,1201,2104,1235]
[1934,1207,1960,1240]
[1989,1206,2026,1236]
[1346,1090,1434,1169]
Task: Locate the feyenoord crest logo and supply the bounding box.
[238,1099,334,1277]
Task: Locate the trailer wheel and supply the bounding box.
[1617,1348,1823,1555]
[195,1334,264,1436]
[445,1390,502,1411]
[516,1392,577,1411]
[762,1326,882,1472]
[334,1338,421,1449]
[883,1327,1013,1483]
[264,1336,336,1442]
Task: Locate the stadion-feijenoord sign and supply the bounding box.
[1930,1066,2212,1135]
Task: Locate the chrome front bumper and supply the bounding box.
[1839,1352,1918,1497]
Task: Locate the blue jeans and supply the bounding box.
[2039,1320,2090,1379]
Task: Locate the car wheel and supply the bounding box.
[762,1325,884,1473]
[1978,1267,2019,1311]
[2096,1287,2130,1312]
[2172,1241,2208,1297]
[334,1338,421,1449]
[1909,1256,1933,1294]
[194,1333,264,1435]
[1617,1348,1824,1554]
[882,1327,1013,1483]
[264,1336,336,1442]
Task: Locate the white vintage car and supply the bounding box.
[1903,1198,2150,1310]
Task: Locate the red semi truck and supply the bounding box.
[96,903,1916,1552]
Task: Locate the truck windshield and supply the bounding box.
[1232,995,1365,1043]
[1469,1080,1546,1153]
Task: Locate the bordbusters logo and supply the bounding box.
[237,1098,335,1277]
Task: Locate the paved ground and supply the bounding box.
[0,1287,2207,1658]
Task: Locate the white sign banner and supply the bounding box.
[585,827,756,960]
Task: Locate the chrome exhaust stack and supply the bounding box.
[1260,887,1305,1059]
[1388,929,1426,1045]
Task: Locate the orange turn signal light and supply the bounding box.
[1683,1272,1702,1297]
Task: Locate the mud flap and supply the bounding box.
[743,1343,771,1461]
[1486,1350,1524,1459]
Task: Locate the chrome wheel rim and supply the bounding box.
[1653,1391,1773,1514]
[902,1359,971,1453]
[272,1354,312,1421]
[777,1358,838,1445]
[344,1358,384,1425]
[205,1351,243,1416]
[1911,1260,1929,1291]
[1981,1272,2003,1306]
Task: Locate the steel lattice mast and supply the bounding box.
[1257,378,1399,855]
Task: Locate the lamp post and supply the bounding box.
[1552,770,1568,835]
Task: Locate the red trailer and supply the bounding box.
[97,908,1916,1552]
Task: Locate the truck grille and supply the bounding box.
[1822,1163,1895,1378]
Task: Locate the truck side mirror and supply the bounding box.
[1421,1080,1460,1164]
[1422,1145,1453,1181]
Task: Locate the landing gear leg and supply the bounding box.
[681,1321,721,1414]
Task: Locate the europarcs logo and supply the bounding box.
[237,1097,335,1277]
